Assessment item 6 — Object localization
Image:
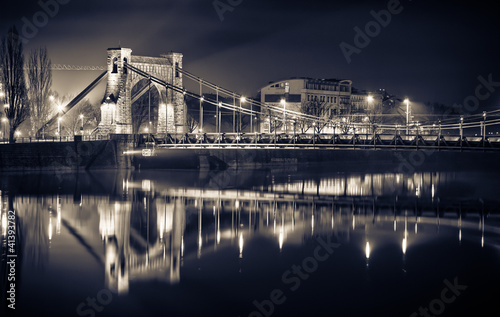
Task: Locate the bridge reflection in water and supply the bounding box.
[2,169,499,300]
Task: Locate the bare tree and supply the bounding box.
[27,47,52,138]
[298,100,330,133]
[268,116,283,133]
[0,27,28,143]
[63,100,99,136]
[186,113,198,133]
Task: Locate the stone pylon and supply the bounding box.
[96,47,186,135]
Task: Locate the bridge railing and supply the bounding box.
[0,134,110,144]
[138,132,500,151]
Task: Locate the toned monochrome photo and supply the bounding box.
[1,1,499,316]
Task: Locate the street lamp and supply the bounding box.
[79,114,84,135]
[367,95,374,134]
[404,98,410,135]
[460,116,464,139]
[281,99,286,133]
[483,111,487,139]
[218,102,222,134]
[2,117,7,141]
[57,117,62,136]
[240,97,246,133]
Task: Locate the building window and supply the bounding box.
[112,57,118,73]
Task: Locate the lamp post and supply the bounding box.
[57,104,64,136]
[250,101,253,133]
[3,104,9,140]
[200,96,204,134]
[58,117,62,137]
[2,118,7,141]
[367,95,373,134]
[483,111,487,140]
[281,99,286,134]
[404,98,410,136]
[460,116,464,138]
[79,114,84,135]
[218,102,222,134]
[240,97,246,133]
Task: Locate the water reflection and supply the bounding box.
[1,169,499,304]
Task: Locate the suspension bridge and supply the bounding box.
[7,47,500,153]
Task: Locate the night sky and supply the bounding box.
[1,0,499,110]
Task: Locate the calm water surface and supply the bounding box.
[1,165,500,317]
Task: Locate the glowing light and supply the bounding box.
[1,213,6,235]
[239,233,244,258]
[142,180,151,191]
[402,238,407,254]
[279,231,284,251]
[311,214,315,234]
[49,95,55,101]
[49,218,53,241]
[365,241,371,259]
[367,95,374,103]
[241,97,247,103]
[394,220,397,231]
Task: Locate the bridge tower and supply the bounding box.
[97,47,187,135]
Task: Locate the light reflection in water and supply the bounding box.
[1,170,499,298]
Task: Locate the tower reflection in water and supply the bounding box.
[1,170,498,295]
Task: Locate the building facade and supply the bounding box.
[259,77,383,133]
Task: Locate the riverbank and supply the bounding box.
[1,136,499,172]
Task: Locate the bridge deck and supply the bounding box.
[138,133,500,151]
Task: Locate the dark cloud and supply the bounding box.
[0,0,499,106]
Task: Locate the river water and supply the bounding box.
[1,164,500,317]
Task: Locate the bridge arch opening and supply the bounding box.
[131,78,161,134]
